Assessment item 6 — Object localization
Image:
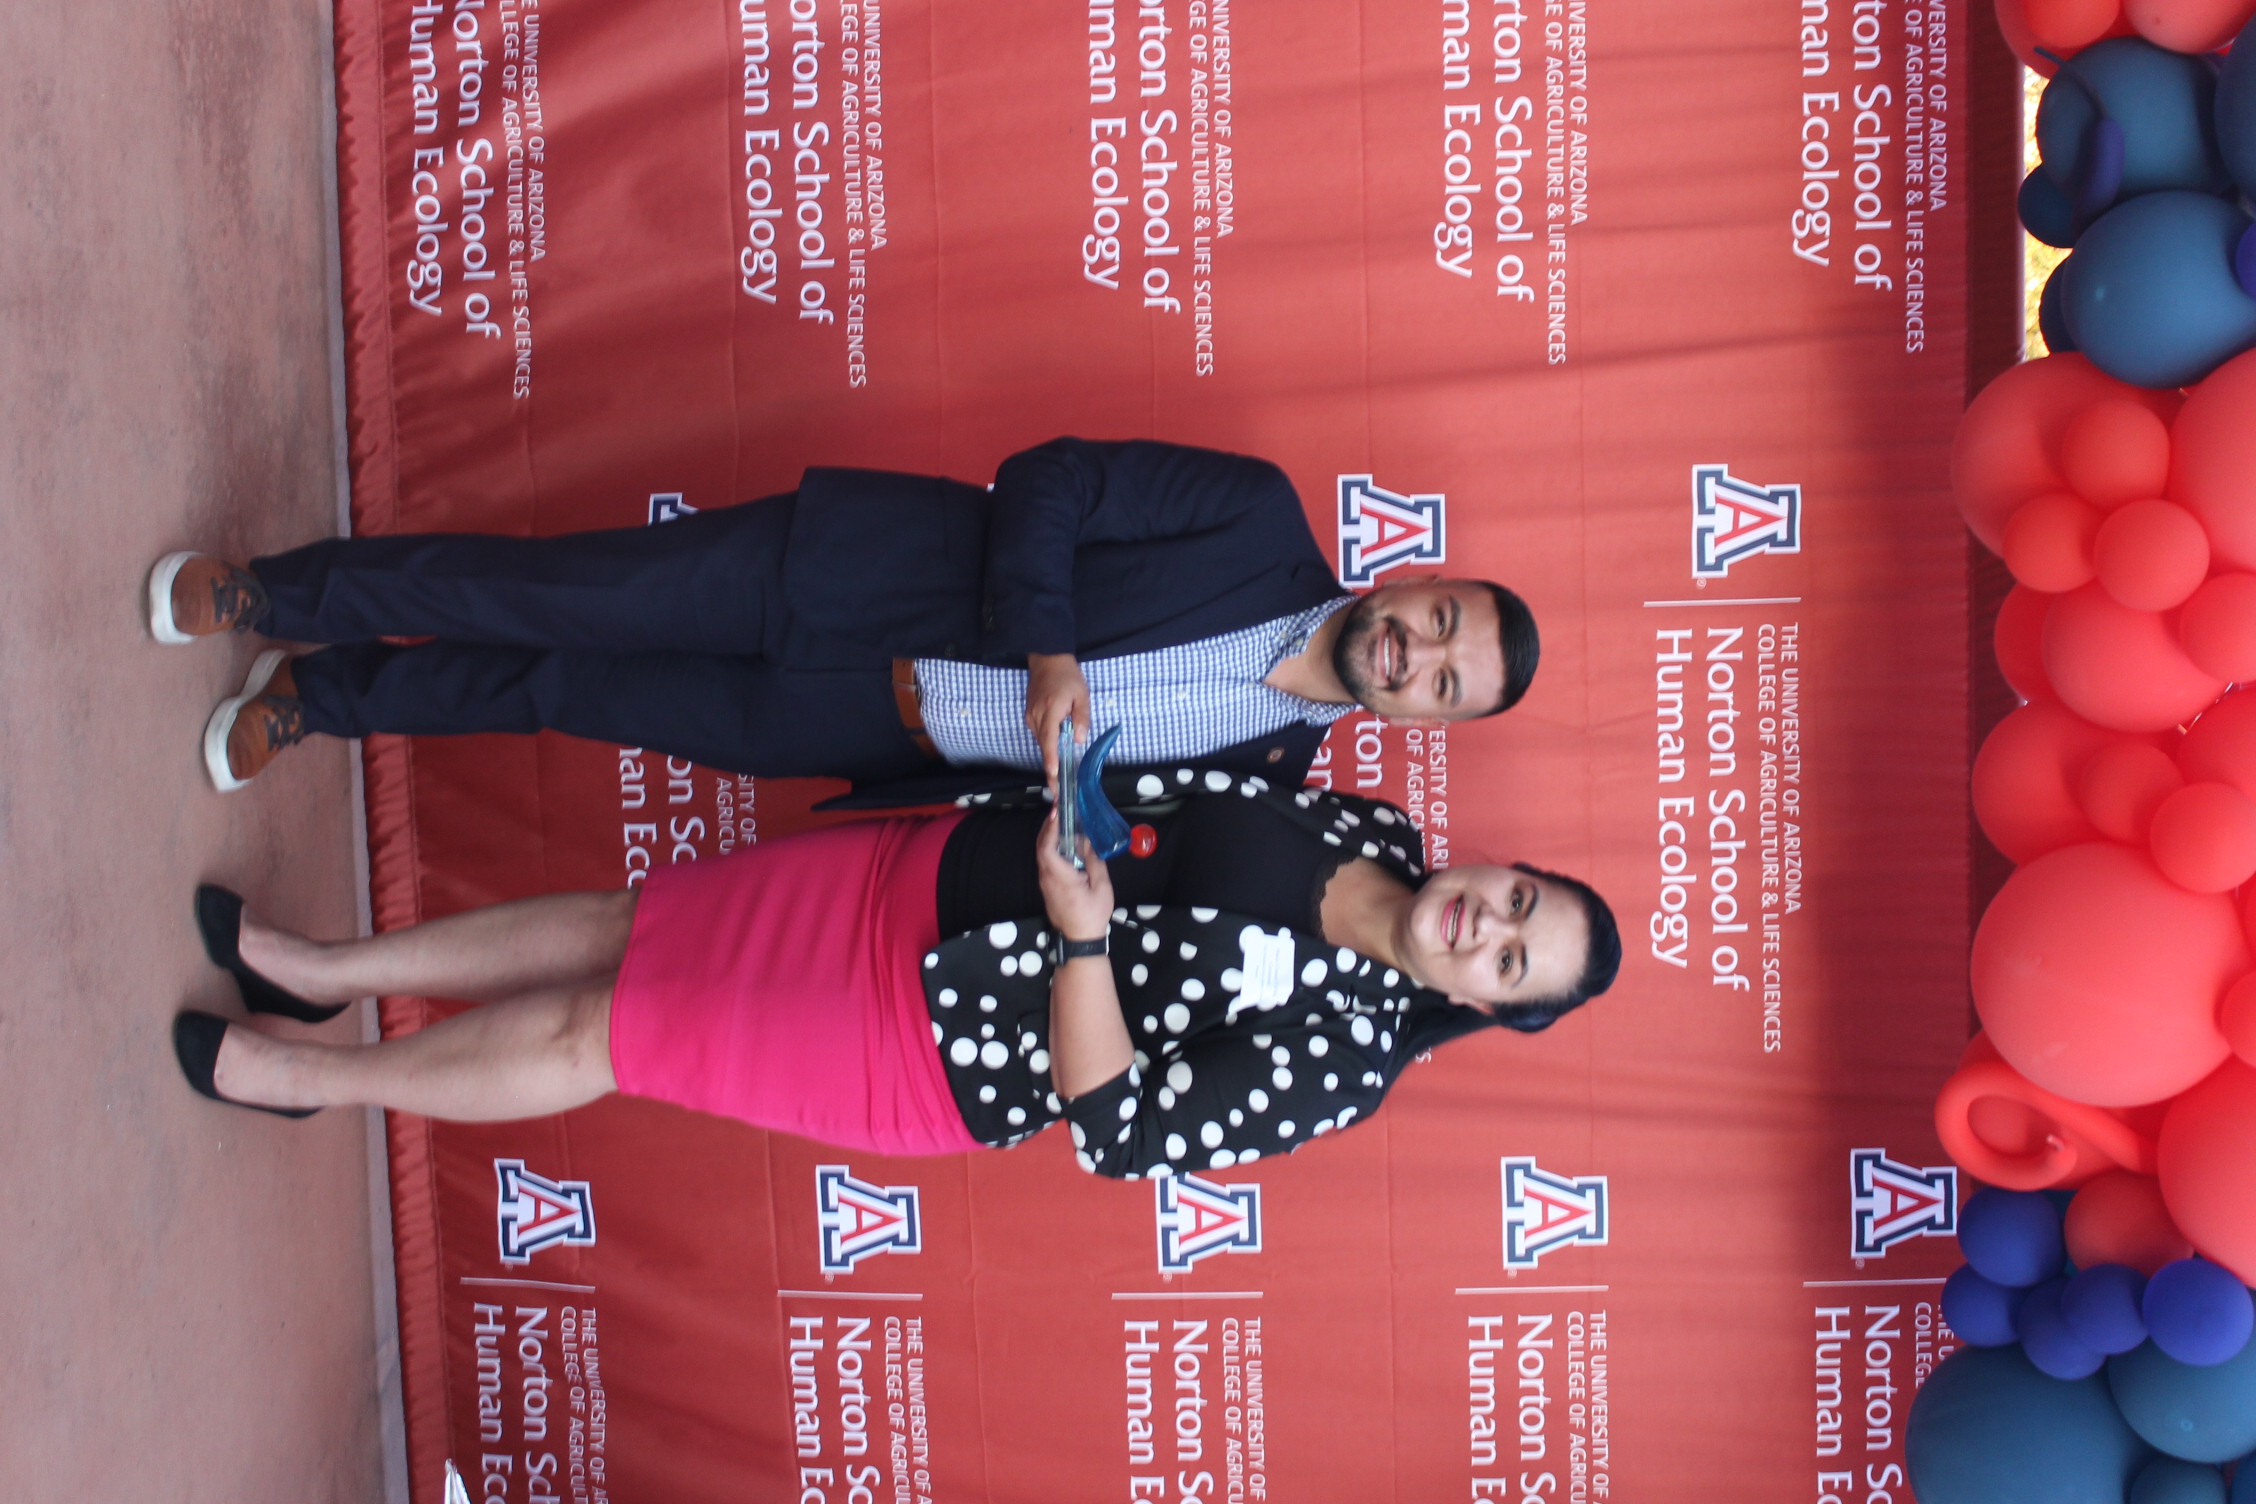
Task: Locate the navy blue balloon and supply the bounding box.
[2229,1449,2256,1504]
[1908,1345,2151,1504]
[2064,1263,2152,1355]
[1961,1187,2067,1288]
[2021,168,2080,248]
[2217,16,2256,200]
[2021,1276,2109,1379]
[2145,1260,2256,1368]
[2150,1461,2234,1504]
[2110,1335,2256,1463]
[2040,260,2078,355]
[2039,39,2228,208]
[2132,1458,2230,1504]
[2062,192,2256,389]
[1945,1264,2028,1346]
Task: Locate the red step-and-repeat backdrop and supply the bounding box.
[331,0,1980,1496]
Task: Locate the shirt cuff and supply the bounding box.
[1061,1062,1141,1175]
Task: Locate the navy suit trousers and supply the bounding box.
[251,497,935,782]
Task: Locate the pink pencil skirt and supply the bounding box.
[608,812,982,1157]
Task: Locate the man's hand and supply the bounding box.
[1036,811,1115,942]
[1026,652,1092,787]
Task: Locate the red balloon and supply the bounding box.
[2062,398,2173,510]
[2223,973,2256,1066]
[2157,1060,2256,1284]
[2093,499,2211,613]
[2123,0,2256,52]
[1971,842,2241,1105]
[1995,586,2057,703]
[2175,688,2256,802]
[1956,356,2176,555]
[2005,493,2104,593]
[1994,0,2135,72]
[2043,584,2226,732]
[1973,702,2114,862]
[2172,349,2256,573]
[1994,0,2059,74]
[2078,741,2184,843]
[2027,0,2127,46]
[2177,574,2256,683]
[1936,1034,2161,1190]
[2149,781,2256,893]
[2066,1170,2196,1276]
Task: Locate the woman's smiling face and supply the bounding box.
[1396,864,1590,1009]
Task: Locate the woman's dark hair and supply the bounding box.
[1489,862,1622,1033]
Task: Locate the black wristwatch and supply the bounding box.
[1050,932,1110,966]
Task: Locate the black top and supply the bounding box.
[918,776,1498,1178]
[935,787,1356,938]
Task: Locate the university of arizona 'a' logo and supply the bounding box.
[1338,475,1447,585]
[495,1160,597,1265]
[1850,1149,1958,1257]
[648,491,698,524]
[1500,1157,1608,1268]
[816,1166,923,1273]
[1691,464,1801,577]
[1155,1175,1263,1272]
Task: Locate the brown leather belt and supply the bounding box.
[890,659,941,761]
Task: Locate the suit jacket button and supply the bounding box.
[1267,747,1285,763]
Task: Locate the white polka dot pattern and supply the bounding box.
[919,784,1444,1177]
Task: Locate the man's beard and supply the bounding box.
[1330,596,1400,703]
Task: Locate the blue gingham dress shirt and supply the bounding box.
[912,597,1356,768]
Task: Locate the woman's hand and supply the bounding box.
[1037,809,1134,1100]
[1037,810,1114,941]
[1025,652,1092,787]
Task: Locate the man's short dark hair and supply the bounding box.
[1491,862,1621,1033]
[1475,583,1540,717]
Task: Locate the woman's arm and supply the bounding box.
[1036,811,1135,1098]
[1067,1021,1393,1178]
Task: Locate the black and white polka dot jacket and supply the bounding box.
[921,777,1487,1178]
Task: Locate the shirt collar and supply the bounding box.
[1268,596,1357,723]
[1273,595,1354,663]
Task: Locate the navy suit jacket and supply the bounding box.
[790,438,1352,807]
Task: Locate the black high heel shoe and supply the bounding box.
[194,885,346,1024]
[171,1012,319,1119]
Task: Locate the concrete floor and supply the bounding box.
[0,1,398,1500]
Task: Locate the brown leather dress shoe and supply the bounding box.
[149,552,269,642]
[203,651,308,791]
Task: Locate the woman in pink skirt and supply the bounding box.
[176,776,1619,1178]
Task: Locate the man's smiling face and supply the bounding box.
[1330,579,1508,724]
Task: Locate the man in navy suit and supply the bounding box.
[153,438,1540,803]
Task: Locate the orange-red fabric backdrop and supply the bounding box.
[333,0,1984,1496]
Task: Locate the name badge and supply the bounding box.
[1226,927,1297,1021]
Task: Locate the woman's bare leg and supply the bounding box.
[234,890,637,1005]
[211,979,619,1120]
